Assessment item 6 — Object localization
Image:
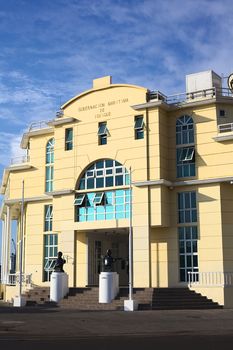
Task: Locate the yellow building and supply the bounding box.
[1,71,233,307]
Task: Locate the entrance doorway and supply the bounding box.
[88,230,129,286]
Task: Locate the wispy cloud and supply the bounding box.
[0,0,233,172]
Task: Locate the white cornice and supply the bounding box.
[47,117,78,127]
[133,176,233,188]
[21,128,54,149]
[213,133,233,142]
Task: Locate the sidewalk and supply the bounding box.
[1,306,233,340]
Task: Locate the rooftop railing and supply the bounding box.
[10,155,30,165]
[29,120,51,132]
[148,87,233,105]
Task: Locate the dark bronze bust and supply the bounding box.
[103,249,114,272]
[54,251,66,272]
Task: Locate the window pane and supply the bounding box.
[106,176,113,187]
[96,177,104,188]
[87,178,94,189]
[96,160,104,169]
[106,160,113,167]
[115,175,123,186]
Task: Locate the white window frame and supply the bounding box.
[74,194,85,206]
[179,147,194,162]
[93,192,104,205]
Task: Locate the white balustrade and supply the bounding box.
[188,271,233,287]
[1,273,32,287]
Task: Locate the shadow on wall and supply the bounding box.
[151,227,179,288]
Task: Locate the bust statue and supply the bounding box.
[103,249,114,272]
[54,251,66,272]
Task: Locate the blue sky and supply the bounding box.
[0,0,233,247]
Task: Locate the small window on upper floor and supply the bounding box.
[65,128,73,150]
[219,109,226,117]
[98,122,109,145]
[134,115,144,139]
[74,194,85,206]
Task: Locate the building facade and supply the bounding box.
[1,71,233,307]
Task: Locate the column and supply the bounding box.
[5,206,11,283]
[1,207,11,284]
[1,215,6,284]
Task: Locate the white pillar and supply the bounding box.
[5,206,11,283]
[1,215,6,283]
[1,207,11,284]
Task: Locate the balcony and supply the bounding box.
[28,120,51,132]
[213,122,233,142]
[147,87,233,106]
[10,155,30,166]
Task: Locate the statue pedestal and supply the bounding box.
[13,295,26,307]
[99,272,119,303]
[50,272,68,302]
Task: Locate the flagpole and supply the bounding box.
[129,167,133,300]
[19,180,24,299]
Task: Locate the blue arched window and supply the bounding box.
[176,116,195,178]
[45,138,54,192]
[78,159,129,190]
[75,159,130,222]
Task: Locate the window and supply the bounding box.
[177,191,198,282]
[45,166,54,192]
[44,205,53,231]
[46,138,54,164]
[178,191,197,224]
[219,109,226,117]
[43,234,58,281]
[75,189,131,222]
[176,116,195,178]
[178,147,194,162]
[65,128,73,150]
[179,226,198,282]
[98,122,109,145]
[93,192,104,205]
[78,159,129,190]
[74,194,85,206]
[134,115,144,139]
[45,138,54,192]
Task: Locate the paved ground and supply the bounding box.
[1,304,233,349]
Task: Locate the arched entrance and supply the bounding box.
[75,159,130,286]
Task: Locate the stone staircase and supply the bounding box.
[22,286,222,310]
[23,286,50,306]
[150,288,222,310]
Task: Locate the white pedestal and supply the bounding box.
[13,295,26,307]
[124,299,138,311]
[50,272,69,302]
[99,272,119,303]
